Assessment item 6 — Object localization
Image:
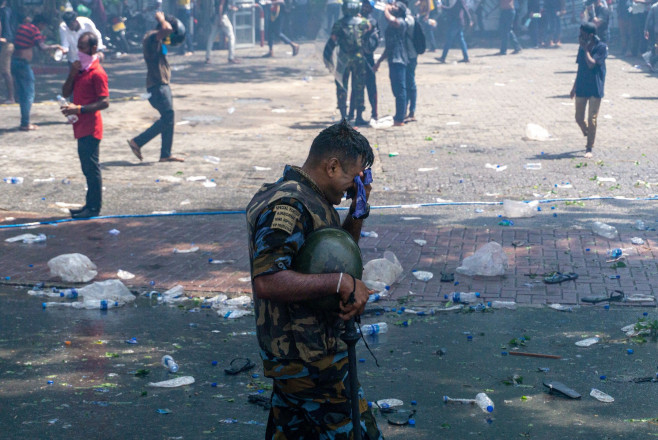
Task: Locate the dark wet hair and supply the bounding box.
[79,31,98,49]
[63,11,77,26]
[32,14,50,26]
[580,22,597,35]
[308,120,374,171]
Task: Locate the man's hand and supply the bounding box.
[61,102,80,116]
[155,10,166,23]
[645,30,650,40]
[570,86,576,99]
[0,37,6,43]
[69,60,81,76]
[338,275,373,321]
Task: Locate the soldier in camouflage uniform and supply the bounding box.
[246,120,383,439]
[323,0,372,126]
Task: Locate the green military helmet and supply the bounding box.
[342,0,362,17]
[294,228,363,311]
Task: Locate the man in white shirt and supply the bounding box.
[59,11,105,63]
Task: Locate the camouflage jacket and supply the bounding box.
[331,15,370,58]
[246,165,347,365]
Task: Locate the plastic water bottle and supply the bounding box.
[523,163,542,170]
[358,322,388,335]
[488,300,517,310]
[57,95,78,124]
[607,248,623,259]
[4,177,24,184]
[634,220,646,231]
[59,288,78,299]
[162,355,179,373]
[445,292,481,303]
[591,221,617,239]
[475,393,494,413]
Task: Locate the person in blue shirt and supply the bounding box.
[570,22,607,159]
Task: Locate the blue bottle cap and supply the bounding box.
[211,382,217,387]
[443,396,448,402]
[600,375,606,380]
[486,405,494,413]
[368,401,373,407]
[409,419,416,426]
[603,304,610,310]
[627,349,634,355]
[403,321,408,326]
[501,351,508,356]
[252,373,260,378]
[411,400,417,405]
[359,358,365,363]
[42,302,47,309]
[47,380,54,384]
[211,360,218,366]
[454,281,459,286]
[643,312,649,316]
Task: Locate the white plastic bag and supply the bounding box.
[48,253,97,282]
[525,123,551,141]
[503,200,538,218]
[78,279,135,305]
[456,242,508,277]
[362,251,403,290]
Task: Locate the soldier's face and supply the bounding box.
[327,159,365,205]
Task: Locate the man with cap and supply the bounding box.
[570,22,607,159]
[59,11,105,64]
[127,12,185,163]
[246,120,383,439]
[324,0,372,126]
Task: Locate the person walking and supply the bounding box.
[60,32,109,219]
[59,11,106,64]
[498,0,522,54]
[435,0,472,63]
[11,14,63,131]
[176,0,194,55]
[264,0,300,57]
[205,0,240,64]
[403,1,418,122]
[127,12,185,163]
[570,22,607,159]
[0,0,15,103]
[246,120,382,440]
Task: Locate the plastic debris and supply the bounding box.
[157,175,183,183]
[117,270,135,280]
[362,251,403,291]
[634,220,646,231]
[148,376,195,388]
[361,231,379,238]
[413,239,426,246]
[253,166,272,171]
[370,116,394,129]
[503,200,538,218]
[159,285,187,304]
[204,155,221,164]
[376,398,403,409]
[525,123,551,141]
[631,237,645,245]
[523,163,542,170]
[203,181,217,188]
[108,229,120,235]
[5,233,46,244]
[418,167,438,172]
[412,270,433,282]
[575,337,600,347]
[590,388,614,403]
[591,221,618,239]
[485,163,508,172]
[48,253,97,282]
[186,176,206,182]
[489,300,517,310]
[212,295,254,319]
[173,246,199,254]
[456,242,508,277]
[548,304,574,312]
[209,259,236,264]
[625,294,656,302]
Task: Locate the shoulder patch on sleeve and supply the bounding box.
[271,205,302,235]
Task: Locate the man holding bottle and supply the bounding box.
[60,31,109,219]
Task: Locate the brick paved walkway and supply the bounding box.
[2,210,656,306]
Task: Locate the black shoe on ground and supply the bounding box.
[69,206,86,215]
[458,58,470,63]
[71,208,100,219]
[435,57,446,63]
[353,117,369,127]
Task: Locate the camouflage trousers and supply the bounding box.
[336,56,366,118]
[263,352,383,440]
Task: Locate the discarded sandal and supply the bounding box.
[248,393,272,409]
[543,272,578,284]
[224,357,255,375]
[543,380,581,399]
[581,290,624,304]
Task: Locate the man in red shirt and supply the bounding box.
[60,31,109,219]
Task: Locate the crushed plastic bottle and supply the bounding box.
[204,155,221,164]
[591,221,617,239]
[575,337,600,347]
[590,388,614,403]
[634,220,646,231]
[523,163,542,170]
[57,95,78,124]
[162,355,179,373]
[58,288,78,299]
[358,322,388,335]
[412,270,433,281]
[445,292,481,303]
[489,300,517,310]
[475,393,494,413]
[3,177,24,184]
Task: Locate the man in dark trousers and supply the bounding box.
[246,120,382,439]
[61,32,109,219]
[128,12,185,163]
[570,22,607,159]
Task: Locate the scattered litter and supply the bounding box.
[158,176,183,183]
[159,285,187,304]
[108,229,120,235]
[591,221,617,239]
[418,167,438,172]
[446,121,461,126]
[148,376,195,388]
[363,251,403,291]
[173,246,199,254]
[543,272,578,284]
[186,176,206,182]
[456,242,508,277]
[370,116,394,129]
[543,380,581,398]
[209,259,236,264]
[555,183,573,189]
[5,233,46,244]
[548,304,575,312]
[523,163,542,170]
[631,237,645,245]
[204,155,221,164]
[413,239,426,246]
[203,181,217,188]
[485,163,507,172]
[117,270,135,280]
[213,295,254,319]
[33,177,55,183]
[3,176,23,184]
[227,107,235,114]
[596,177,616,183]
[271,108,286,113]
[176,120,190,126]
[634,220,647,231]
[401,217,421,221]
[40,279,135,310]
[412,270,433,281]
[152,210,176,215]
[238,277,251,282]
[361,231,379,238]
[590,388,614,403]
[253,166,271,171]
[376,398,404,409]
[48,253,97,282]
[180,199,191,206]
[575,337,600,347]
[156,408,172,414]
[525,123,551,141]
[489,300,517,310]
[503,199,538,218]
[625,294,655,302]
